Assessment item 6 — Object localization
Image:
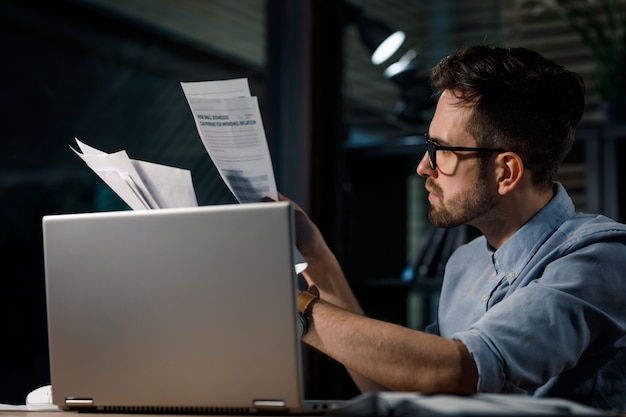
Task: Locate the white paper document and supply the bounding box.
[180,78,278,203]
[335,391,617,416]
[181,78,306,273]
[71,138,198,210]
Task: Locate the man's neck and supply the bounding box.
[475,186,554,249]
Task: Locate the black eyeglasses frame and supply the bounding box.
[424,134,532,171]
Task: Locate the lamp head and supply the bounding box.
[384,52,435,124]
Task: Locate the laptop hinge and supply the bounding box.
[65,398,95,409]
[253,399,287,412]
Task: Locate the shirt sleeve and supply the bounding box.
[452,240,626,393]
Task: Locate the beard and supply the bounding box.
[426,174,497,229]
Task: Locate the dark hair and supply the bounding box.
[430,45,585,187]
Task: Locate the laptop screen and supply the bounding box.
[43,202,308,413]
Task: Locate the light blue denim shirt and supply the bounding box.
[427,183,626,410]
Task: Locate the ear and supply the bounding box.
[494,152,525,195]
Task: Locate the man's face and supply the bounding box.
[416,90,497,229]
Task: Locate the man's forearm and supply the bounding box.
[302,300,478,394]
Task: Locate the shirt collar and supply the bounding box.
[490,182,575,282]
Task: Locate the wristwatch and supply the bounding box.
[297,285,320,338]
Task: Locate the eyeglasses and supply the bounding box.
[425,133,505,171]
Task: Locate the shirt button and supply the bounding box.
[482,293,490,302]
[508,272,516,279]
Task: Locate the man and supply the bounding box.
[279,45,626,410]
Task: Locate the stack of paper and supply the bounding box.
[180,78,278,204]
[71,138,198,210]
[332,392,618,416]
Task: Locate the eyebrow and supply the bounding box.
[425,133,452,147]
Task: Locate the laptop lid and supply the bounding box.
[43,202,315,414]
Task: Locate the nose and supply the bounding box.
[416,151,434,178]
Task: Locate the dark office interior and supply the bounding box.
[1,0,625,404]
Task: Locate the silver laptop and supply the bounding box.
[42,202,339,414]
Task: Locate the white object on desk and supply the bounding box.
[25,385,58,411]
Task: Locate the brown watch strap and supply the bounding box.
[298,285,320,314]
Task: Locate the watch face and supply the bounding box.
[297,314,306,338]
